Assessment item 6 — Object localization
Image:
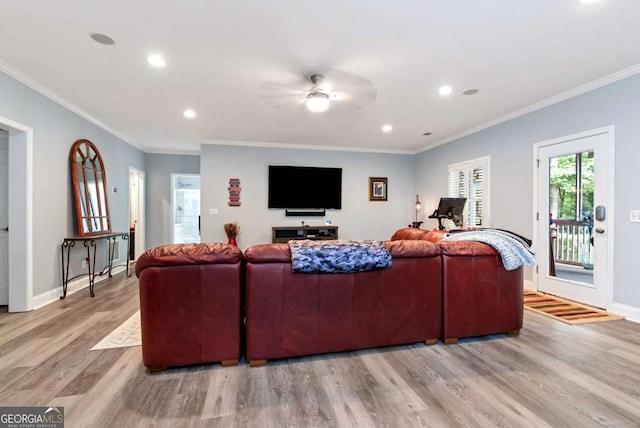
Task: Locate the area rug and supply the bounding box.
[90,311,141,350]
[523,289,624,325]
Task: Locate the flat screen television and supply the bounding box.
[268,165,342,209]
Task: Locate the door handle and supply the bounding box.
[0,227,7,232]
[595,227,605,234]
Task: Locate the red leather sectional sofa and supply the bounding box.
[136,230,523,370]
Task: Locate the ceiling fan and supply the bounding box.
[258,69,377,114]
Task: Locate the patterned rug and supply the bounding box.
[90,311,141,350]
[524,289,624,325]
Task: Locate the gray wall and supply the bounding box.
[145,153,200,249]
[0,71,145,298]
[416,73,640,309]
[200,145,416,247]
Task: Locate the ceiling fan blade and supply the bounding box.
[258,81,307,109]
[321,69,377,109]
[259,81,304,96]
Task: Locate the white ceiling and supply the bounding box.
[1,0,640,155]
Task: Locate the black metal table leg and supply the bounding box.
[107,236,116,278]
[86,239,97,297]
[60,240,75,299]
[121,234,132,277]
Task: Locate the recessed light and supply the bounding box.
[581,0,600,4]
[382,124,393,133]
[147,54,166,68]
[183,109,196,119]
[463,89,479,96]
[90,33,115,45]
[439,85,453,96]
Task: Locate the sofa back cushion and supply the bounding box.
[390,227,447,243]
[135,242,243,277]
[244,240,441,264]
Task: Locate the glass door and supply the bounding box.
[535,131,611,309]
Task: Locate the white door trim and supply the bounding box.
[532,125,615,310]
[0,115,33,312]
[129,167,145,260]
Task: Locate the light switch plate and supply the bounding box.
[630,210,640,223]
[209,208,219,215]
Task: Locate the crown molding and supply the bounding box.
[416,63,640,154]
[202,139,415,155]
[0,59,145,151]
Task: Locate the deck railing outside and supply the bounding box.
[551,219,592,266]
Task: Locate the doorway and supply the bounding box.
[534,127,614,309]
[129,168,145,261]
[0,130,8,306]
[171,174,201,244]
[0,115,33,312]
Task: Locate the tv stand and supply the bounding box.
[272,226,338,243]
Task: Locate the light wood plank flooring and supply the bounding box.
[1,273,640,427]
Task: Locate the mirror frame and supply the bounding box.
[70,139,112,236]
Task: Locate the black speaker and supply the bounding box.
[285,209,326,217]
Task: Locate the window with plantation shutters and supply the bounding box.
[448,156,490,227]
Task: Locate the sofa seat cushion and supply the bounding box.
[135,242,242,277]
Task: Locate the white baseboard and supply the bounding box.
[32,266,127,310]
[611,302,640,324]
[523,279,533,290]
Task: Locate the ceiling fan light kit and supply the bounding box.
[306,92,330,112]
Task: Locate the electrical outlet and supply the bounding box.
[630,210,640,223]
[209,208,219,215]
[81,258,88,269]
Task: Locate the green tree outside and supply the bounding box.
[549,151,594,220]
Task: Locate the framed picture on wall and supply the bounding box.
[369,177,388,201]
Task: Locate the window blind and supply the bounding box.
[448,156,490,227]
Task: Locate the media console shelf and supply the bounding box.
[272,226,338,243]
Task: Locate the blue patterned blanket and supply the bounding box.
[442,229,536,271]
[289,239,392,273]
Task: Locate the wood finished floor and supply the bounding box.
[1,274,640,428]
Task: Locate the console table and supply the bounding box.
[272,226,338,243]
[61,232,131,298]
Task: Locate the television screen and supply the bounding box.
[268,165,342,209]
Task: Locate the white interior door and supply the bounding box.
[534,129,613,309]
[0,131,8,306]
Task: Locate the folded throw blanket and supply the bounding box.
[442,229,536,271]
[289,239,392,273]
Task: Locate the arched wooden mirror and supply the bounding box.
[70,139,111,236]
